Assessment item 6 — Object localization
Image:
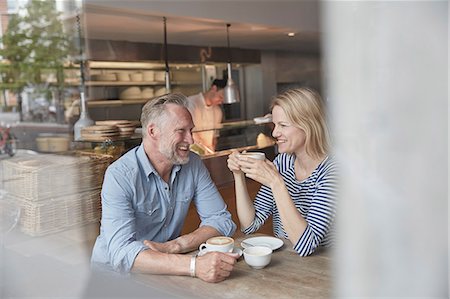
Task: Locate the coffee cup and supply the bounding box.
[199,236,234,254]
[240,152,266,161]
[243,246,273,269]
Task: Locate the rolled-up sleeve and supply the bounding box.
[241,183,274,234]
[293,164,338,256]
[99,167,147,273]
[192,157,236,236]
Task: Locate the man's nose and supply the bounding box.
[186,131,194,144]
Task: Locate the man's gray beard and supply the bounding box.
[159,143,189,165]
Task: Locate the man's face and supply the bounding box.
[158,104,194,165]
[211,88,224,106]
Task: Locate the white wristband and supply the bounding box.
[189,255,196,278]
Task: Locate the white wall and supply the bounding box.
[322,1,448,297]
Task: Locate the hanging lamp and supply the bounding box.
[73,12,94,141]
[223,23,240,104]
[163,16,171,93]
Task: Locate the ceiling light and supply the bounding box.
[287,32,295,37]
[223,23,240,104]
[163,17,171,92]
[74,12,94,141]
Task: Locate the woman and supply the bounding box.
[227,88,338,256]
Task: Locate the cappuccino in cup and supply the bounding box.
[240,152,266,161]
[199,236,234,253]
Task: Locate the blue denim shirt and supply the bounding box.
[91,145,236,273]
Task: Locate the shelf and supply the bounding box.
[87,81,163,87]
[87,60,202,70]
[87,61,165,69]
[86,99,150,107]
[75,134,142,143]
[86,81,201,87]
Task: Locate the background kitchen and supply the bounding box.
[0,0,321,152]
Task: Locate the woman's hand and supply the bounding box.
[237,155,282,188]
[227,150,244,175]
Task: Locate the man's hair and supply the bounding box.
[211,79,227,90]
[271,88,330,159]
[140,93,188,137]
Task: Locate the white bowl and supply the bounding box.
[119,86,142,100]
[142,87,154,98]
[154,87,167,97]
[116,72,130,81]
[243,246,273,269]
[130,72,143,81]
[154,71,166,82]
[142,71,155,81]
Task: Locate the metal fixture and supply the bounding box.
[163,16,171,93]
[73,12,94,141]
[223,23,240,104]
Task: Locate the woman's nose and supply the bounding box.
[272,127,280,138]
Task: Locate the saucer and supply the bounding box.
[197,247,242,257]
[240,236,284,250]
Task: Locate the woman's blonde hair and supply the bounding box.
[271,88,330,159]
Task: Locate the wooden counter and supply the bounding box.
[131,235,333,299]
[181,179,273,237]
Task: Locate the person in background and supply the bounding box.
[187,79,226,152]
[91,93,238,282]
[227,88,338,256]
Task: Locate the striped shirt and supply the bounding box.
[242,154,338,256]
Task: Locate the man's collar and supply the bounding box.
[137,144,183,180]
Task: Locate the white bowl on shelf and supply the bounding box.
[116,72,130,81]
[141,87,154,99]
[142,71,155,81]
[119,86,142,100]
[130,72,143,81]
[154,87,167,97]
[154,71,166,82]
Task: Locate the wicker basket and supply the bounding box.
[1,152,111,201]
[11,188,102,236]
[1,152,112,236]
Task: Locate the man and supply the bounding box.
[187,79,226,151]
[91,93,238,283]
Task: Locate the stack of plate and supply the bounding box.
[81,125,121,141]
[95,120,139,137]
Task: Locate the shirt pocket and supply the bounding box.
[135,198,162,238]
[135,198,160,217]
[175,186,194,204]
